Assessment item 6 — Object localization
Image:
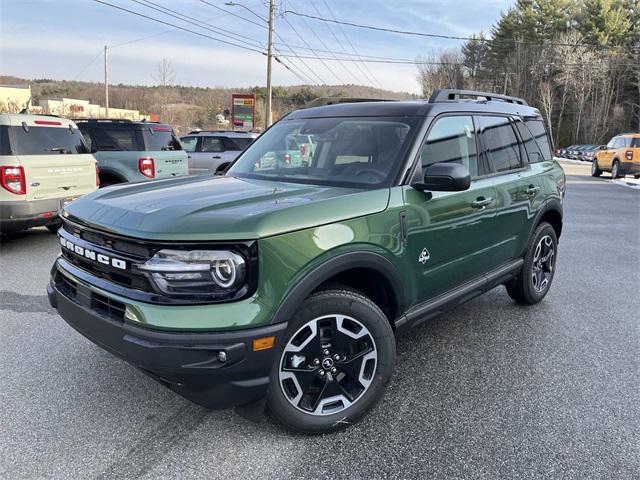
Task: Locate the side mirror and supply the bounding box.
[414,162,471,192]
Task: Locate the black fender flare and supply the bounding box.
[270,251,405,325]
[524,198,563,252]
[98,168,127,184]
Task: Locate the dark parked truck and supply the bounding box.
[48,90,565,434]
[76,119,188,186]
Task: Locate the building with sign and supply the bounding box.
[232,93,255,131]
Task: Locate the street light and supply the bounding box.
[226,1,275,129]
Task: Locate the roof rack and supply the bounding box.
[302,97,393,109]
[429,89,528,106]
[74,118,134,123]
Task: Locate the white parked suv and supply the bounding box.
[180,130,258,174]
[0,114,98,234]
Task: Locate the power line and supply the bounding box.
[291,3,363,85]
[199,0,266,29]
[282,16,344,84]
[91,0,266,53]
[283,8,640,52]
[318,0,383,88]
[72,49,103,80]
[131,0,264,49]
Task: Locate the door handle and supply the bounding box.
[526,185,540,195]
[212,155,222,159]
[471,197,493,209]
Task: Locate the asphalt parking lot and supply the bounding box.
[1,168,638,480]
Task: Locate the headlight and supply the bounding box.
[138,249,246,296]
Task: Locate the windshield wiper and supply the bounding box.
[46,147,69,154]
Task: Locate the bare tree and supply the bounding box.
[152,58,175,121]
[416,51,465,98]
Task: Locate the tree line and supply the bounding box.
[416,0,639,147]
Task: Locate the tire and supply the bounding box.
[611,160,620,179]
[506,222,558,305]
[267,289,395,434]
[46,222,62,234]
[591,159,602,177]
[634,174,640,179]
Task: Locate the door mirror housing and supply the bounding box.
[413,162,471,192]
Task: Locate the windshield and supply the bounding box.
[2,125,88,155]
[227,117,419,188]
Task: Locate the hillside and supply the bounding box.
[0,75,417,129]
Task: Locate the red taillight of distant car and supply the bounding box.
[96,164,100,187]
[625,150,633,161]
[138,157,155,178]
[1,166,26,195]
[300,145,306,156]
[284,154,291,164]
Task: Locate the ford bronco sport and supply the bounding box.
[592,133,640,179]
[48,90,565,434]
[76,119,187,186]
[0,113,98,234]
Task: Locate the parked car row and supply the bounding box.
[1,113,259,234]
[556,144,603,162]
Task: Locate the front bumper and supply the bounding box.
[48,263,287,409]
[0,198,62,233]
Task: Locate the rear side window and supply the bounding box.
[92,128,141,151]
[222,137,253,151]
[524,120,552,161]
[421,115,479,178]
[515,121,545,163]
[201,137,225,152]
[4,125,88,155]
[477,116,522,172]
[142,128,181,152]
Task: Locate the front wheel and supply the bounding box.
[611,160,620,179]
[591,159,602,177]
[506,222,558,305]
[267,289,395,434]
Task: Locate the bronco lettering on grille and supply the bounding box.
[59,237,127,270]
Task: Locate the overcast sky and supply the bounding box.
[0,0,514,94]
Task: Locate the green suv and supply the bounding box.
[47,90,565,434]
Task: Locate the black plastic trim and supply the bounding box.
[270,251,405,325]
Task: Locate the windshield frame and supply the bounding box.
[227,115,423,189]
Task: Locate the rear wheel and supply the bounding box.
[591,159,602,177]
[634,174,640,179]
[506,222,558,305]
[611,160,621,179]
[267,289,395,434]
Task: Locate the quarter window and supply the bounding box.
[524,120,552,161]
[477,116,522,172]
[421,115,479,178]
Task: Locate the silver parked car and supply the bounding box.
[180,130,258,174]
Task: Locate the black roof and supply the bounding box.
[287,89,540,120]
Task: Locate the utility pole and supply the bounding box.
[265,0,275,129]
[104,45,109,117]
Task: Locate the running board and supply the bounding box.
[395,258,524,334]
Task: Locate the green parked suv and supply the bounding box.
[48,90,565,434]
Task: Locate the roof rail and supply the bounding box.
[429,89,528,106]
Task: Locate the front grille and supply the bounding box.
[54,272,125,321]
[60,221,152,291]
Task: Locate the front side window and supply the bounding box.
[631,138,640,148]
[5,125,88,155]
[421,115,479,178]
[227,116,418,188]
[477,116,522,173]
[180,136,198,153]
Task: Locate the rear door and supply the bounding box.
[478,115,544,265]
[598,138,618,169]
[8,118,96,201]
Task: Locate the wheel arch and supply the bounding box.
[98,168,127,185]
[270,251,405,329]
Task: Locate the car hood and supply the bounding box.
[62,175,391,240]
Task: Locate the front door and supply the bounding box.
[403,114,498,302]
